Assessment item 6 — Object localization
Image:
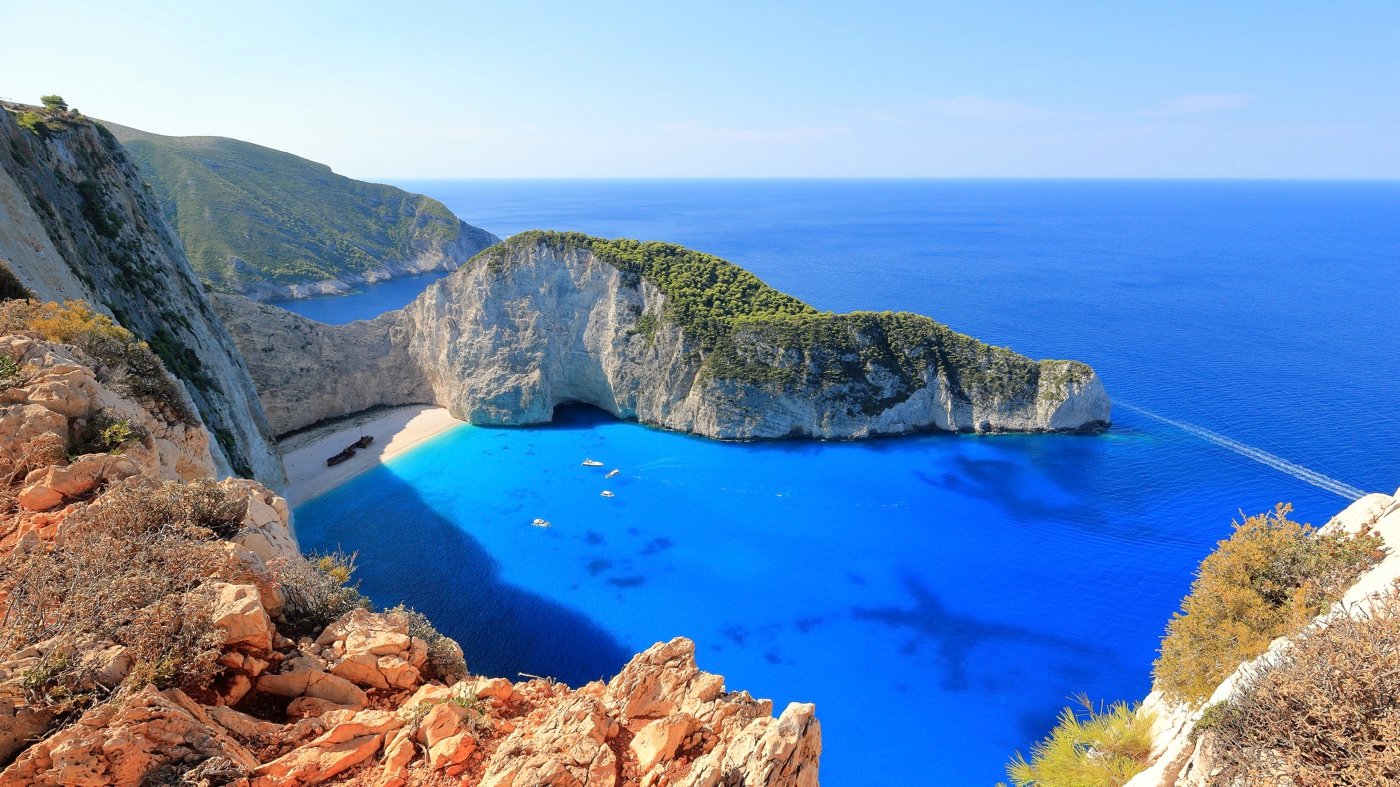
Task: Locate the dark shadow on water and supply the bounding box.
[295,467,633,685]
[851,574,1112,692]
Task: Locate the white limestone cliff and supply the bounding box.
[217,235,1111,438]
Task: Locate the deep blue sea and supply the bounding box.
[284,180,1400,785]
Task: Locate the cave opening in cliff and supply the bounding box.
[549,401,622,429]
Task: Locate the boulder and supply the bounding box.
[203,581,275,652]
[251,709,405,787]
[257,662,369,709]
[631,712,700,774]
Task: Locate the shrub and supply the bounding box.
[1153,504,1384,704]
[388,603,467,682]
[39,95,68,112]
[0,355,21,389]
[1004,695,1155,787]
[0,299,194,423]
[1197,591,1400,785]
[269,549,370,637]
[0,478,251,708]
[0,260,33,301]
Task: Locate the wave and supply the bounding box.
[1119,402,1366,501]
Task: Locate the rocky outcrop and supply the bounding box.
[1125,488,1400,787]
[218,232,1111,437]
[0,332,821,785]
[0,103,282,486]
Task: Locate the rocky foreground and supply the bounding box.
[217,232,1111,438]
[0,335,820,786]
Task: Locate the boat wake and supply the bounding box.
[1119,402,1366,501]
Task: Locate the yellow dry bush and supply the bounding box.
[1153,503,1383,704]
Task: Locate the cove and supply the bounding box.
[293,404,1342,784]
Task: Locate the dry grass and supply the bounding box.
[0,477,250,706]
[1196,590,1400,786]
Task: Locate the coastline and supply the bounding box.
[280,405,463,507]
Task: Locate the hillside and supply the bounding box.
[105,123,499,299]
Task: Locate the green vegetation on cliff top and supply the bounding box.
[104,123,498,291]
[485,231,1096,407]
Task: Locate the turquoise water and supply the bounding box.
[288,180,1400,784]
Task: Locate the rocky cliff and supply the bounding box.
[219,231,1111,437]
[0,330,820,786]
[106,122,500,301]
[0,102,282,485]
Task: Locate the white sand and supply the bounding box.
[281,405,463,507]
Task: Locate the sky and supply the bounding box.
[3,1,1398,179]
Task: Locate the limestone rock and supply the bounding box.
[315,609,426,691]
[0,687,257,786]
[257,660,369,709]
[216,235,1110,438]
[203,581,276,652]
[480,694,618,787]
[251,709,404,787]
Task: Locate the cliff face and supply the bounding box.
[210,294,431,435]
[0,104,282,485]
[106,122,500,301]
[219,233,1111,437]
[0,332,821,786]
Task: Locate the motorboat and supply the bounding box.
[582,458,604,467]
[605,469,619,479]
[532,518,551,528]
[600,490,615,498]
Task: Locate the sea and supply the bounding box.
[278,180,1400,785]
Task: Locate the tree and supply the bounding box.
[39,95,68,112]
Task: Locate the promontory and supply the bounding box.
[215,231,1112,438]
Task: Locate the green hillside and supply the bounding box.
[105,123,498,295]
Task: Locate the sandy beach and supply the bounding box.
[281,405,463,507]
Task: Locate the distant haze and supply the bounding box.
[3,1,1397,179]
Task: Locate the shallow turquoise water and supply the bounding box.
[288,180,1400,784]
[296,408,1341,785]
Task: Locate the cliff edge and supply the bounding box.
[0,102,282,485]
[219,231,1111,437]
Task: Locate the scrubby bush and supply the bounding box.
[0,260,32,301]
[0,478,250,708]
[388,603,467,682]
[1196,591,1400,785]
[39,95,68,112]
[269,549,370,637]
[1004,695,1155,787]
[0,299,193,423]
[1153,504,1384,704]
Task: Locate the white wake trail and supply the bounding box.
[1119,402,1366,501]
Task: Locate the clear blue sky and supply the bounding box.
[4,1,1397,178]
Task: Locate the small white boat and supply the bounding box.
[605,469,619,479]
[531,518,551,528]
[582,458,604,467]
[600,490,615,498]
